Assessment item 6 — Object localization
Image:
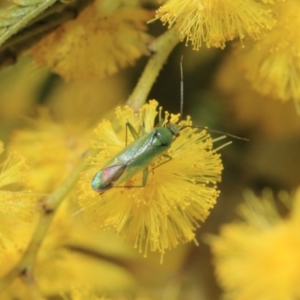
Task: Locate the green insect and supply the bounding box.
[91,59,247,194]
[92,58,187,194]
[91,120,180,193]
[90,108,248,194]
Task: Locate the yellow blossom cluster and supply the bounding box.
[78,100,224,256]
[236,0,300,111]
[210,189,300,299]
[156,0,277,49]
[0,141,37,290]
[9,109,91,193]
[30,0,153,80]
[0,141,35,240]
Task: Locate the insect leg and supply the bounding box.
[142,167,148,186]
[125,122,139,145]
[152,153,172,170]
[118,168,148,189]
[111,168,148,190]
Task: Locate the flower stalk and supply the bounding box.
[127,28,180,111]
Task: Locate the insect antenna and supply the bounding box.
[178,56,248,142]
[180,55,184,119]
[180,125,249,141]
[72,198,100,216]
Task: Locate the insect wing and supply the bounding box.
[91,164,127,193]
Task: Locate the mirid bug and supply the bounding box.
[91,59,247,194]
[91,120,180,193]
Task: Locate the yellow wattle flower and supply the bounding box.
[30,1,152,80]
[9,109,91,193]
[0,141,36,261]
[237,0,300,112]
[210,189,300,300]
[78,100,224,256]
[156,0,276,49]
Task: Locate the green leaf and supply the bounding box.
[0,0,57,47]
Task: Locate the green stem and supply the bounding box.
[127,29,180,111]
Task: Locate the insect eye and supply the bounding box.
[167,122,180,137]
